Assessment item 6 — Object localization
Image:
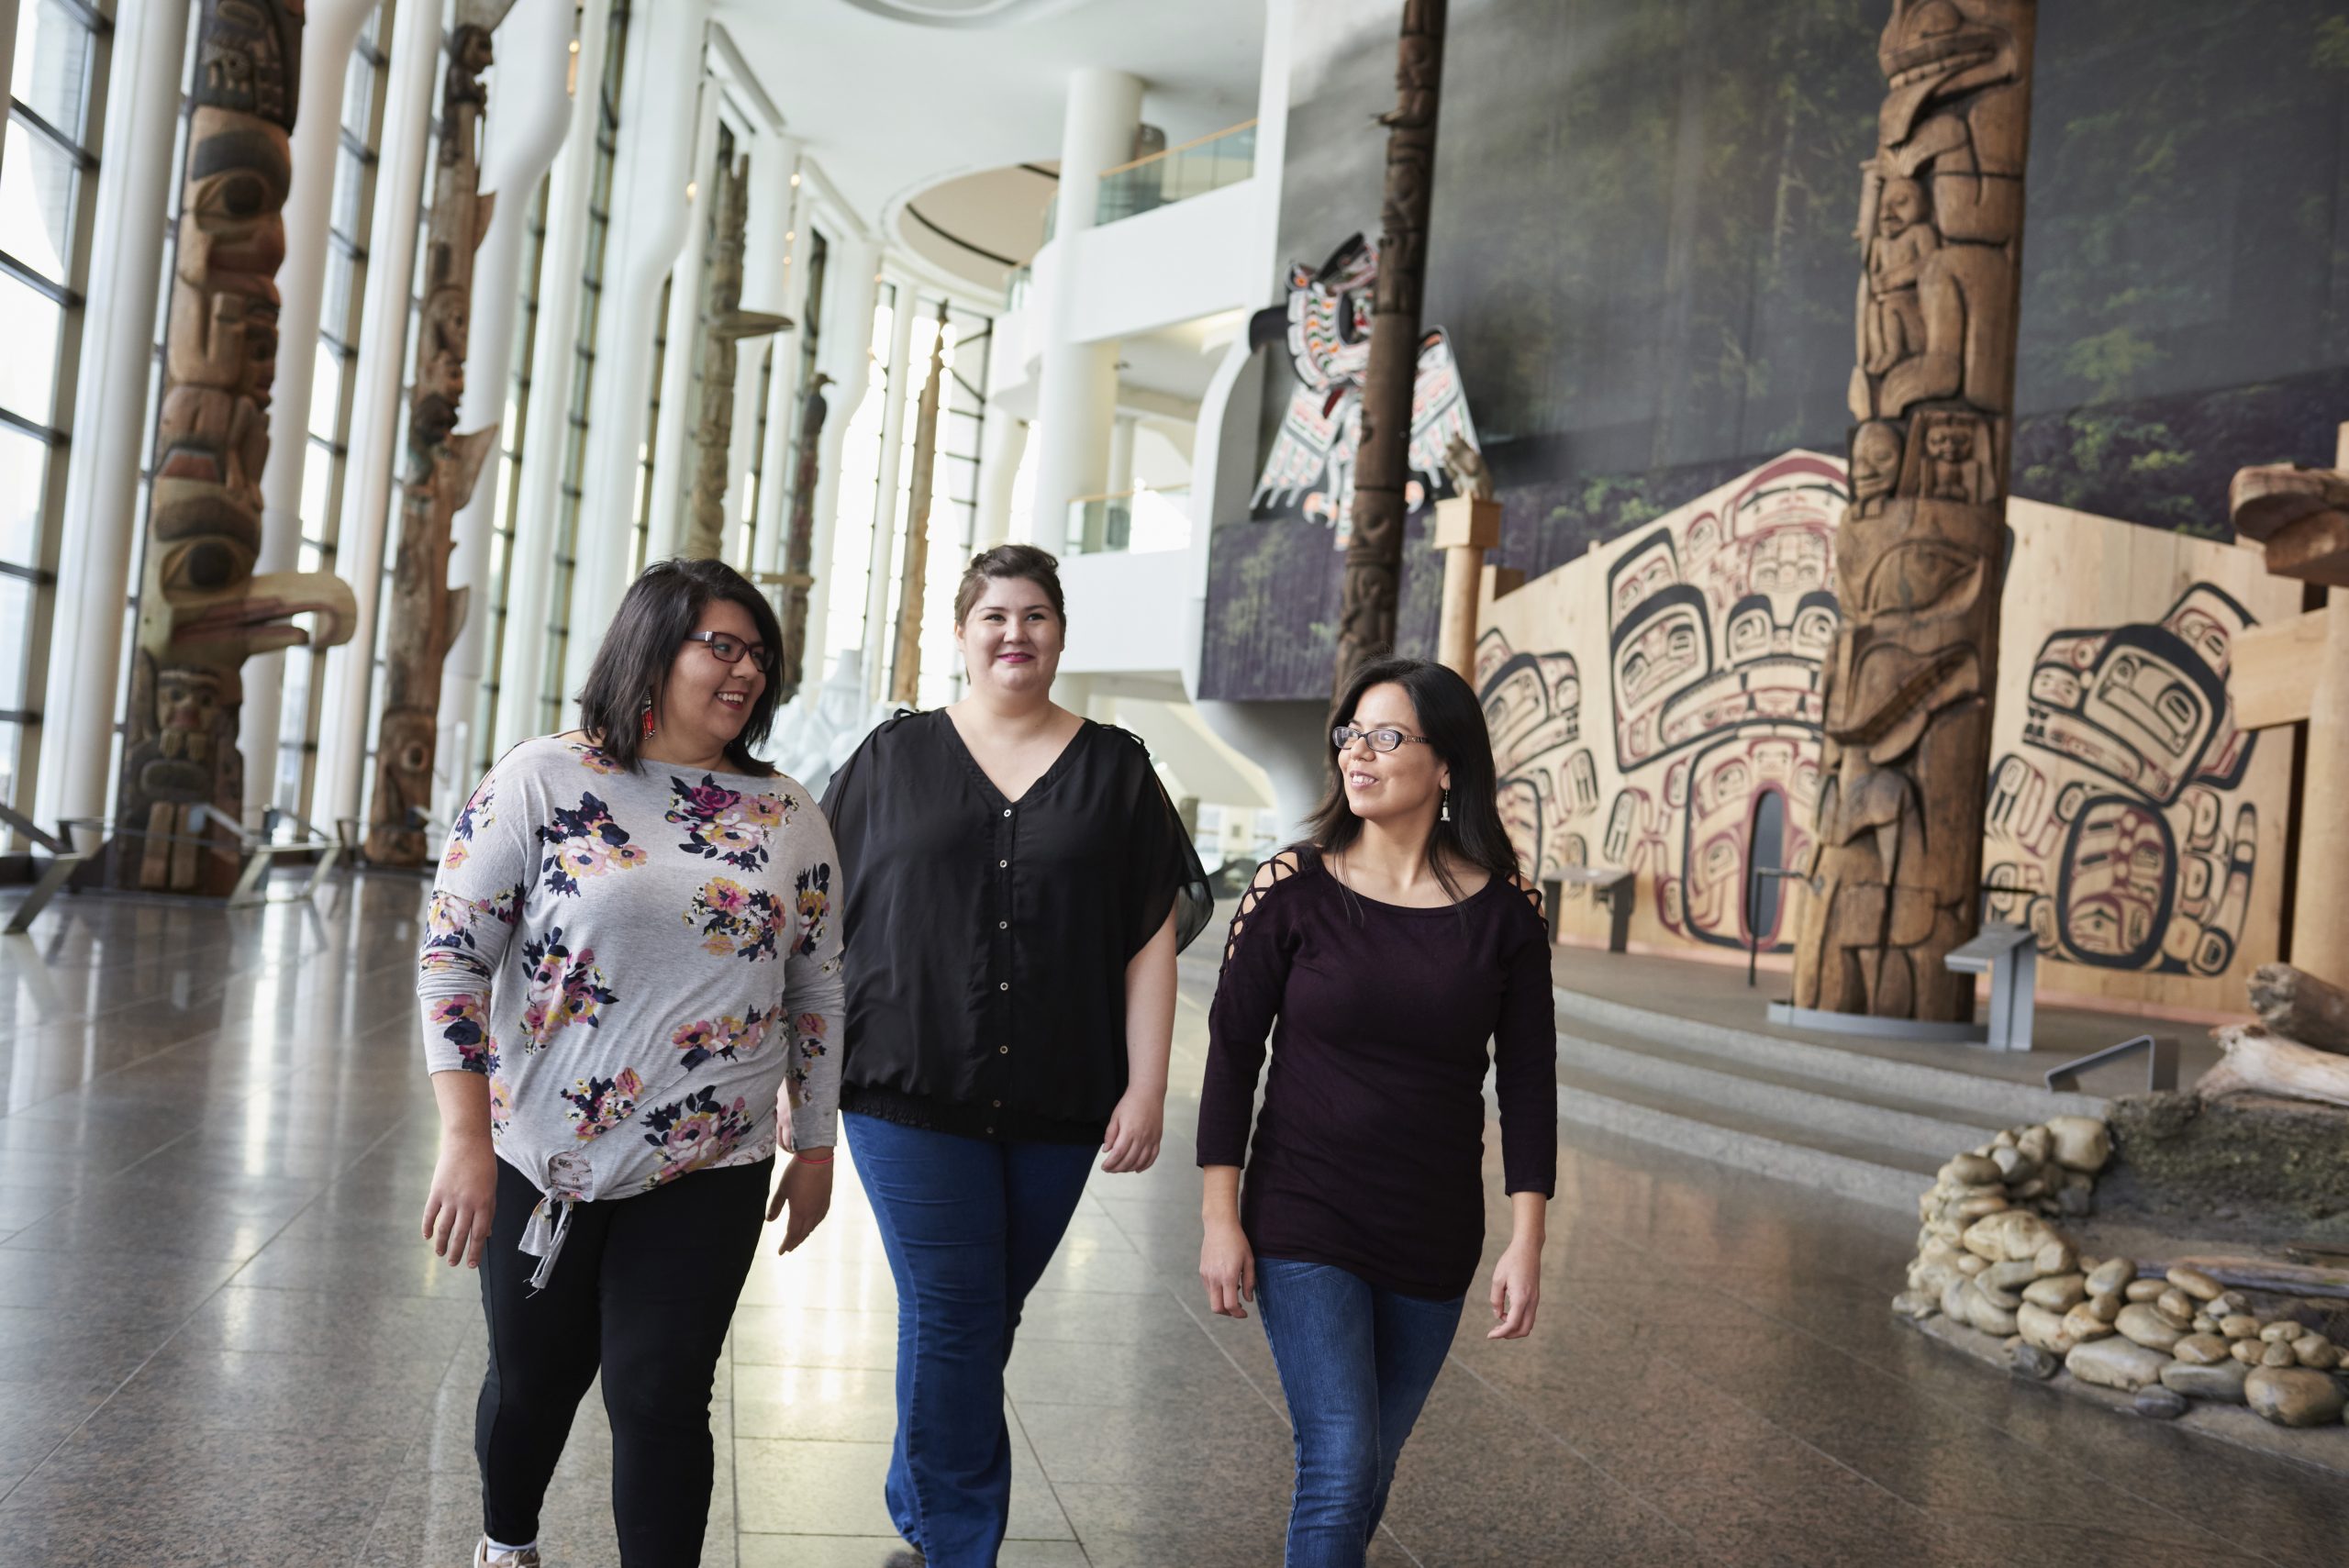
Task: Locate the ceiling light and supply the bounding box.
[790,172,802,187]
[685,180,698,200]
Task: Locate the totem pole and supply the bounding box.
[114,1,359,895]
[682,153,790,562]
[365,5,516,867]
[1332,0,1447,693]
[1792,0,2036,1023]
[890,299,952,706]
[774,372,833,703]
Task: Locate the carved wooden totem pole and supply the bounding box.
[366,6,514,867]
[115,1,359,895]
[889,299,952,706]
[774,372,833,703]
[682,154,790,562]
[1792,0,2036,1022]
[1333,0,1446,693]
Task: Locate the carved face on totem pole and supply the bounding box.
[1794,0,2033,1021]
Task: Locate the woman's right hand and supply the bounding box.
[1200,1216,1256,1319]
[421,1131,497,1269]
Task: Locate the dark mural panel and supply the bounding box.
[1202,0,2349,701]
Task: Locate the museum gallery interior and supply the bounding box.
[1,0,2348,1563]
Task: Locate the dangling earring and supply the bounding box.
[1441,787,1452,823]
[640,697,656,739]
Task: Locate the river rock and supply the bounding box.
[2017,1302,2077,1357]
[2297,1338,2342,1372]
[2009,1340,2059,1380]
[2172,1334,2231,1366]
[1964,1210,2054,1262]
[2134,1385,2189,1420]
[2232,1339,2266,1366]
[2023,1274,2087,1312]
[2125,1279,2168,1303]
[2262,1341,2298,1368]
[2062,1303,2116,1343]
[1967,1284,2020,1336]
[2261,1322,2299,1344]
[1986,1260,2040,1290]
[1946,1152,2001,1186]
[1942,1276,1974,1327]
[2116,1304,2186,1351]
[2087,1292,2123,1323]
[2192,1314,2219,1334]
[2166,1266,2223,1301]
[2045,1115,2112,1173]
[1891,1290,1938,1321]
[2067,1336,2172,1393]
[2221,1315,2261,1340]
[1957,1254,1988,1276]
[2086,1258,2133,1296]
[2034,1240,2076,1277]
[2018,1125,2054,1164]
[2215,1290,2251,1317]
[2157,1288,2197,1323]
[2162,1359,2251,1404]
[2245,1366,2349,1428]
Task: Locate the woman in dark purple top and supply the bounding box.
[1197,657,1557,1568]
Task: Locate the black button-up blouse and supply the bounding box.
[820,709,1211,1143]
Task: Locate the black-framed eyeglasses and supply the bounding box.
[1331,724,1434,754]
[683,632,775,673]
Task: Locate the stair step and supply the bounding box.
[1553,984,2107,1127]
[1552,1062,1935,1215]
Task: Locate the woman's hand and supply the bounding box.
[1200,1216,1257,1319]
[766,1154,835,1253]
[1486,1237,1542,1339]
[1099,1083,1164,1173]
[421,1130,497,1270]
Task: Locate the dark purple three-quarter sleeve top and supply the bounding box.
[1196,845,1558,1302]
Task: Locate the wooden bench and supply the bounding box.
[1,806,98,936]
[1944,921,2037,1052]
[1542,864,1634,953]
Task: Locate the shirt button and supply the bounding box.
[998,920,1008,930]
[1002,807,1012,817]
[998,859,1008,868]
[992,1099,1002,1107]
[985,1125,996,1135]
[998,1045,1009,1054]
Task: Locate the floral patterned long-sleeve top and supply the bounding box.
[416,735,845,1285]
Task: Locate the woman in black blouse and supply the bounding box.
[821,544,1208,1568]
[1197,657,1556,1568]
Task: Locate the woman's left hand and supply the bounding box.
[767,1153,835,1253]
[1100,1084,1164,1173]
[1486,1239,1542,1340]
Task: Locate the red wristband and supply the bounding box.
[794,1148,835,1164]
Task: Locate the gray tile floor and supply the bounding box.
[0,873,2342,1566]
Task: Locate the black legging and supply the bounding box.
[476,1152,771,1565]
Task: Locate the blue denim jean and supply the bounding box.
[1255,1257,1464,1568]
[843,1112,1097,1568]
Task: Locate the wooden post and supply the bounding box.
[774,372,833,703]
[1432,495,1497,681]
[114,1,358,894]
[365,6,516,867]
[1333,0,1446,694]
[1792,0,2035,1023]
[683,153,789,563]
[889,299,952,706]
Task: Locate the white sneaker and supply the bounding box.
[474,1540,541,1568]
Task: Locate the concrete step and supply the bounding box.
[1553,984,2108,1128]
[1552,1062,1935,1215]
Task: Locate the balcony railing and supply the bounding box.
[1065,485,1191,556]
[1097,120,1256,227]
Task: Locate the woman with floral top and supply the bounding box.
[417,558,845,1568]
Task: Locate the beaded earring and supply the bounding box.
[640,697,656,739]
[1441,786,1452,823]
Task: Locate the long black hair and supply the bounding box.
[577,557,784,775]
[1304,656,1521,907]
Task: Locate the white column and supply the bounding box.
[435,0,574,817]
[243,0,378,825]
[642,79,720,566]
[1030,66,1141,558]
[860,285,918,703]
[315,0,443,833]
[562,0,709,705]
[31,0,192,836]
[0,3,18,190]
[1107,413,1136,494]
[495,0,610,755]
[800,239,878,684]
[973,411,1027,550]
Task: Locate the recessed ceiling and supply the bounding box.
[838,0,1097,25]
[896,162,1059,290]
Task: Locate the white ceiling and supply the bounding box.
[715,0,1266,242]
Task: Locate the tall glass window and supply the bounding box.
[817,280,896,687]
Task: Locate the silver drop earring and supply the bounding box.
[1441,787,1451,823]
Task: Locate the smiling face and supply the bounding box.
[1337,682,1450,828]
[955,576,1063,699]
[656,596,767,761]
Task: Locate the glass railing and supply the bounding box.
[1065,486,1192,556]
[1096,120,1256,227]
[1006,262,1033,312]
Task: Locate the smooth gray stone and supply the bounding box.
[2066,1336,2172,1393]
[2133,1385,2188,1419]
[2245,1366,2349,1428]
[2161,1359,2252,1404]
[2009,1341,2059,1381]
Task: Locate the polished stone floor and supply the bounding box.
[0,872,2343,1567]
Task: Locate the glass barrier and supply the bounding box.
[1096,121,1256,228]
[1064,486,1192,556]
[1007,263,1033,312]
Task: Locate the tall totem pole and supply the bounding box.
[890,299,952,706]
[366,5,515,867]
[1332,0,1446,693]
[115,1,359,895]
[682,154,790,562]
[1792,0,2036,1023]
[774,372,834,703]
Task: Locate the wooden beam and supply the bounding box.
[2229,606,2329,730]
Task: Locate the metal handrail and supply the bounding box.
[2045,1034,2178,1094]
[1097,118,1259,180]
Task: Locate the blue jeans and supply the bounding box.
[844,1112,1097,1568]
[1255,1258,1464,1568]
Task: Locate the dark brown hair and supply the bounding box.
[576,557,782,775]
[953,543,1065,627]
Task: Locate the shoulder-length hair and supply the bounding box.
[1304,656,1521,906]
[577,558,783,775]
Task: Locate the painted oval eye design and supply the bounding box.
[1858,540,1980,617]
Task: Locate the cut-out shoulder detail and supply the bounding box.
[1506,870,1544,923]
[1223,850,1308,964]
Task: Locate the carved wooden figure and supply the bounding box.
[774,372,833,703]
[889,300,952,707]
[682,153,790,563]
[114,0,358,895]
[1792,0,2036,1022]
[365,5,516,867]
[1334,0,1447,693]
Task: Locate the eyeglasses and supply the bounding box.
[683,632,775,673]
[1331,724,1434,754]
